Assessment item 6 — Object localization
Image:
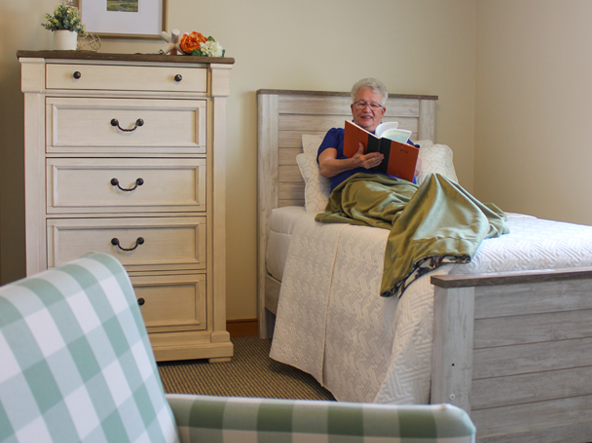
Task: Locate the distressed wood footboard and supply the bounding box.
[431,268,592,443]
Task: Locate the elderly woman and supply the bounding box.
[317,78,417,192]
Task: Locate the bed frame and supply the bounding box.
[257,89,437,337]
[256,89,592,443]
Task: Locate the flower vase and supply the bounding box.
[53,30,78,51]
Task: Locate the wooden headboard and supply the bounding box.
[256,89,438,337]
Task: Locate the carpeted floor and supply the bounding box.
[158,336,335,401]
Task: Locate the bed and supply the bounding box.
[256,89,592,443]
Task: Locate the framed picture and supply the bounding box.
[80,0,167,39]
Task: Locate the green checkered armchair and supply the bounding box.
[0,252,476,443]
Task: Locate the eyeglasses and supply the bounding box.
[353,100,384,110]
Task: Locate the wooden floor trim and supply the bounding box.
[227,318,258,337]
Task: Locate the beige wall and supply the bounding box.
[2,0,476,320]
[475,0,592,224]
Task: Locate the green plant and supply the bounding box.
[42,3,86,34]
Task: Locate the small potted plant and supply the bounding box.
[42,2,86,51]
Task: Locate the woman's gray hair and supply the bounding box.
[351,78,388,104]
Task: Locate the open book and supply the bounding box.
[343,120,419,182]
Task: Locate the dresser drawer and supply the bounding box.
[46,97,206,155]
[47,158,206,214]
[130,274,206,333]
[47,217,206,271]
[46,63,207,93]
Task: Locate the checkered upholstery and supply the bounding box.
[0,253,178,443]
[167,395,476,442]
[0,252,476,443]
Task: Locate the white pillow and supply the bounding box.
[415,139,434,148]
[302,133,324,156]
[297,134,331,213]
[415,141,459,185]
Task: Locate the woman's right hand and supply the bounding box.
[319,143,383,178]
[352,143,384,169]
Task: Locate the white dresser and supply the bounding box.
[18,50,234,362]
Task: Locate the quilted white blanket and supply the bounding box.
[270,212,592,404]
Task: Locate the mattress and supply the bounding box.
[266,206,308,281]
[270,211,592,405]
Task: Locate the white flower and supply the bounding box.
[199,40,224,57]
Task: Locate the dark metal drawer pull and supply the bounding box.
[137,298,145,306]
[110,118,144,132]
[73,71,81,79]
[111,237,144,251]
[111,177,144,191]
[174,74,182,82]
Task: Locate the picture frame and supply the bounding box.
[80,0,167,39]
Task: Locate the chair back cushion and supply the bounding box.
[0,252,179,443]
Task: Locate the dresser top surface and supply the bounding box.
[16,50,235,65]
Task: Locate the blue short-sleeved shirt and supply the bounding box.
[317,127,418,192]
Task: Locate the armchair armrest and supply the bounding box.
[166,394,475,442]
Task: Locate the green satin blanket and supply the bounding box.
[315,173,509,297]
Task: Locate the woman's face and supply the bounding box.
[350,87,386,132]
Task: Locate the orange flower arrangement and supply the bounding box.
[179,31,207,55]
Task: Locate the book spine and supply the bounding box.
[377,138,391,174]
[379,138,391,162]
[366,136,381,154]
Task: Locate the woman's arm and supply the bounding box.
[318,144,384,178]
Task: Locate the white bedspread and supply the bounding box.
[269,212,592,404]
